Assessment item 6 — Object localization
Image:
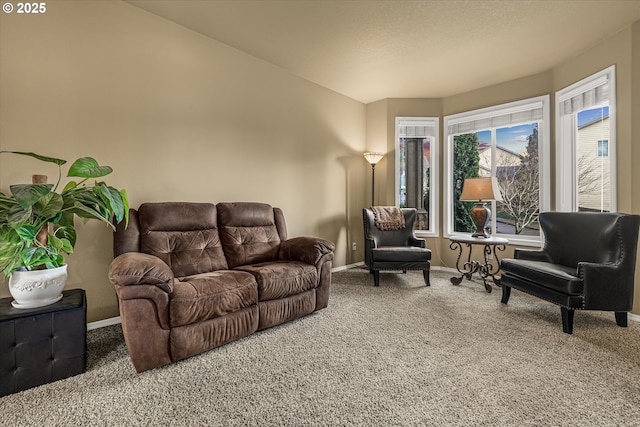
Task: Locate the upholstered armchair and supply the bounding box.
[362,207,431,287]
[500,211,640,334]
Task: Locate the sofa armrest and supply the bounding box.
[108,252,174,293]
[513,248,552,263]
[279,236,335,266]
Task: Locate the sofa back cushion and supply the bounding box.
[138,202,228,277]
[217,202,282,268]
[540,212,621,268]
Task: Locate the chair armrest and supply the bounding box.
[513,248,552,263]
[364,234,378,248]
[108,252,174,293]
[578,261,634,310]
[408,236,426,248]
[279,236,335,266]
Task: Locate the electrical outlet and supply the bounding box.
[352,242,357,251]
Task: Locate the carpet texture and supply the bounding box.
[2,268,640,426]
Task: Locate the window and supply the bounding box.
[443,96,550,246]
[395,117,439,237]
[597,140,609,157]
[556,66,615,213]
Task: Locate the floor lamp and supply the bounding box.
[363,152,384,206]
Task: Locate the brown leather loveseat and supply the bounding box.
[108,202,335,372]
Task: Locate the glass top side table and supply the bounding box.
[449,235,509,293]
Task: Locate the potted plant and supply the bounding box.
[0,151,128,308]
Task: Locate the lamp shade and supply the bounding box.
[460,177,503,202]
[363,152,384,165]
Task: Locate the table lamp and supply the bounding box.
[459,177,503,238]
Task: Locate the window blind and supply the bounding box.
[447,104,544,135]
[557,74,609,116]
[398,120,437,138]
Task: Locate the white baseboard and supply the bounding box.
[87,316,121,331]
[332,262,365,272]
[629,313,640,323]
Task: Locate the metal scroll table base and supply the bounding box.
[449,237,507,293]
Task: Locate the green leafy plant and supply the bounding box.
[0,151,128,277]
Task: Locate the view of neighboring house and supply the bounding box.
[577,113,610,212]
[477,142,522,178]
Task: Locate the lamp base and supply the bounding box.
[470,202,491,238]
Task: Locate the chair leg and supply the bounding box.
[615,311,628,327]
[373,270,380,287]
[422,269,430,286]
[561,307,574,334]
[500,285,511,304]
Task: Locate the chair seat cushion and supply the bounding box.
[371,246,432,263]
[170,270,258,327]
[501,259,583,295]
[237,260,318,301]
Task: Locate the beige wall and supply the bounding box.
[0,1,367,321]
[634,21,640,217]
[634,22,640,312]
[1,2,639,321]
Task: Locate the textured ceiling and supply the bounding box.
[127,0,640,104]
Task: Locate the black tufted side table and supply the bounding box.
[0,288,86,397]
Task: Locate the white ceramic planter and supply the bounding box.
[8,265,68,309]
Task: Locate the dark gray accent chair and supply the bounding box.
[500,211,640,334]
[362,208,432,287]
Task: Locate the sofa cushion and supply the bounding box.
[501,259,583,295]
[257,290,316,330]
[170,270,258,328]
[139,202,228,277]
[170,305,259,362]
[237,261,318,301]
[217,202,281,268]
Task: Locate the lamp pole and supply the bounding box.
[370,162,376,205]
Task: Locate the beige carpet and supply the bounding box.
[2,268,640,426]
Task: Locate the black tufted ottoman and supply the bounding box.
[0,289,86,397]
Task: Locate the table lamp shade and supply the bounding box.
[460,177,503,202]
[460,177,502,238]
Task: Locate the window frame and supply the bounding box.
[443,96,551,246]
[394,116,439,238]
[555,65,616,212]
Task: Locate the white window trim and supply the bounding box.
[555,65,616,212]
[443,96,550,247]
[395,116,439,237]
